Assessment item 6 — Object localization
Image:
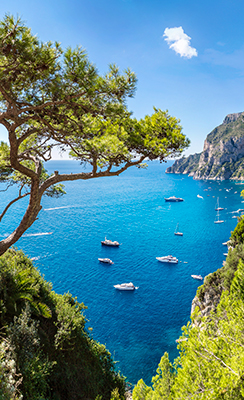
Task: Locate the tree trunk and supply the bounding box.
[0,178,41,256]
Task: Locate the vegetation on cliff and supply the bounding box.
[166,112,244,180]
[133,211,244,399]
[0,249,126,400]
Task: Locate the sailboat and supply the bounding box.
[174,223,183,236]
[215,197,224,211]
[214,210,224,224]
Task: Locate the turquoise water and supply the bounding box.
[0,160,243,385]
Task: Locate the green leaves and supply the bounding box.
[0,249,126,399]
[133,262,244,400]
[0,14,190,255]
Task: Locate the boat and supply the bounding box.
[191,275,203,280]
[215,197,224,211]
[98,258,114,264]
[156,255,178,264]
[101,237,120,247]
[214,210,224,224]
[114,282,138,291]
[174,223,183,236]
[197,194,203,199]
[164,196,184,202]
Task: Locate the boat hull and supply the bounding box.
[114,286,135,291]
[156,257,178,264]
[114,282,137,291]
[101,241,120,247]
[191,275,203,280]
[165,198,183,202]
[98,258,114,264]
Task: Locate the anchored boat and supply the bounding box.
[156,255,178,264]
[114,282,139,291]
[174,223,183,236]
[101,237,120,247]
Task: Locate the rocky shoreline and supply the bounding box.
[166,112,244,180]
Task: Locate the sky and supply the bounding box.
[1,0,244,159]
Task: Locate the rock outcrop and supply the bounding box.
[166,112,244,180]
[191,283,222,324]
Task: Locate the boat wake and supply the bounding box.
[44,205,75,211]
[23,232,53,237]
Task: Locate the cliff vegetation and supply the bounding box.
[133,213,244,399]
[0,249,126,400]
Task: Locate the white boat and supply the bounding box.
[174,223,183,236]
[191,275,203,280]
[98,258,114,264]
[156,255,178,264]
[101,237,120,247]
[214,210,224,224]
[114,282,138,291]
[197,194,203,199]
[164,196,184,202]
[215,197,224,211]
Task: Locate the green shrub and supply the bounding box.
[0,249,126,400]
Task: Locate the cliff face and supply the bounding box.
[166,112,244,180]
[191,283,222,324]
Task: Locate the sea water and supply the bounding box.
[0,160,243,385]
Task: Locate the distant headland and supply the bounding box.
[166,112,244,180]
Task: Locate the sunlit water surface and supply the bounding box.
[0,160,243,385]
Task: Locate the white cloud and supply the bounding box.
[163,27,198,59]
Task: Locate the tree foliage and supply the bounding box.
[0,249,126,399]
[133,209,244,400]
[0,14,189,255]
[133,261,244,399]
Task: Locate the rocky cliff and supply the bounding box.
[166,112,244,180]
[191,279,222,325]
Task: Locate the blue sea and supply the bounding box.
[0,160,243,385]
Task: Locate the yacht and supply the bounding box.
[156,255,178,264]
[164,196,184,202]
[191,275,203,280]
[101,237,120,247]
[114,282,138,291]
[98,258,114,264]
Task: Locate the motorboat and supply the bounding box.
[114,282,138,291]
[101,237,120,247]
[197,194,203,199]
[191,275,203,280]
[174,223,183,236]
[215,197,224,211]
[156,255,178,264]
[98,258,114,264]
[164,196,184,202]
